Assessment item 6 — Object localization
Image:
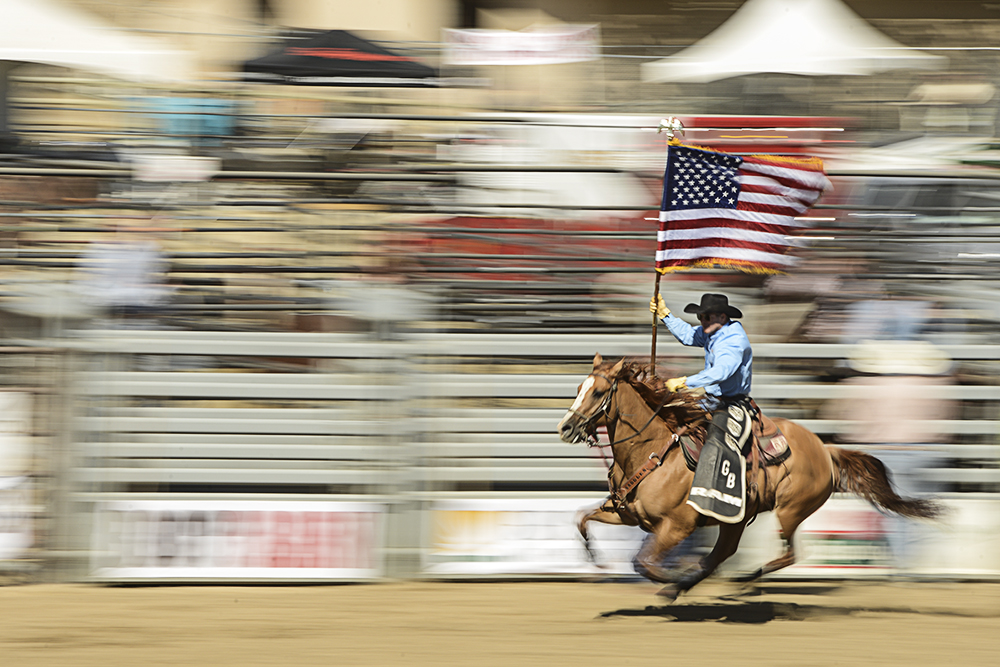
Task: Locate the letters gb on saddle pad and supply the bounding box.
[656,140,829,522]
[681,399,790,522]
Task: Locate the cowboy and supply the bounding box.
[649,292,754,522]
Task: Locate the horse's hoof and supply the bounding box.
[734,568,763,583]
[655,584,680,602]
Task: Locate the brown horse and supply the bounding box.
[557,353,941,600]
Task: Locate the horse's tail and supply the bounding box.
[828,446,942,519]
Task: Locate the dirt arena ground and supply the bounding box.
[0,579,997,666]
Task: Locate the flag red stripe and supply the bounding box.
[662,202,805,219]
[659,218,801,235]
[735,202,806,216]
[657,238,794,254]
[739,182,818,203]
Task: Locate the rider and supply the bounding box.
[649,292,754,521]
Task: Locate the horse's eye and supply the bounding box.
[593,389,605,398]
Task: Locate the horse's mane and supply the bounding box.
[615,359,709,427]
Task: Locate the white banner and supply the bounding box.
[92,501,383,580]
[0,392,32,560]
[442,25,600,66]
[0,392,31,478]
[428,496,1000,580]
[132,155,221,182]
[0,476,32,560]
[426,497,645,575]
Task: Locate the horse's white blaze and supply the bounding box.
[558,376,595,430]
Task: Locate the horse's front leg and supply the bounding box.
[658,521,747,601]
[631,517,697,585]
[576,498,627,566]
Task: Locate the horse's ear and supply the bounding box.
[593,352,603,367]
[610,358,625,377]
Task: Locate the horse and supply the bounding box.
[557,353,941,600]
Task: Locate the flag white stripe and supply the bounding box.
[740,160,832,191]
[658,228,807,246]
[737,191,810,212]
[660,208,805,226]
[739,175,822,203]
[656,246,800,265]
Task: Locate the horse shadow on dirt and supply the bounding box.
[601,600,858,624]
[599,585,991,624]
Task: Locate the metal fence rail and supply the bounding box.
[66,329,1000,495]
[1,327,993,581]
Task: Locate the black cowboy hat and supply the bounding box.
[683,293,743,319]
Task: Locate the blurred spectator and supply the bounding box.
[75,218,172,323]
[839,298,932,343]
[764,257,886,343]
[822,339,956,576]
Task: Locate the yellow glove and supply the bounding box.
[649,294,670,320]
[665,376,687,393]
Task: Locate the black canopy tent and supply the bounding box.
[242,30,440,87]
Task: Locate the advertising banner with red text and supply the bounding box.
[91,501,383,581]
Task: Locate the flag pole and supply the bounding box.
[651,117,684,377]
[651,271,661,374]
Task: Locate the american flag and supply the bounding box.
[656,145,831,274]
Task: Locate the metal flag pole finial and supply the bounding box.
[657,117,685,142]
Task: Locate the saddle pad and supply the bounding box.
[687,438,745,523]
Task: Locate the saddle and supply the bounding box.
[680,399,790,473]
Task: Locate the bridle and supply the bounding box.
[565,372,618,446]
[567,371,676,449]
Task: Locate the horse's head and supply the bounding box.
[557,353,624,444]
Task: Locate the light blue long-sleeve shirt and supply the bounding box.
[661,313,753,398]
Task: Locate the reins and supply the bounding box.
[580,374,681,449]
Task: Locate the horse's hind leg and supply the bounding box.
[737,496,824,582]
[735,536,795,583]
[576,498,624,566]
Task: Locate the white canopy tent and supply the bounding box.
[642,0,946,83]
[0,0,192,82]
[0,0,194,139]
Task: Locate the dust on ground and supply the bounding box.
[0,579,997,666]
